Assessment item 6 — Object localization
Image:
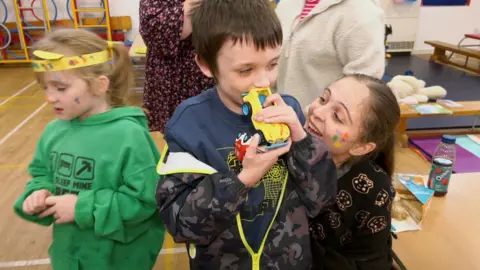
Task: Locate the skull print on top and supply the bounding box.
[309,159,395,270]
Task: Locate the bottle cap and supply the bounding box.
[441,134,456,144]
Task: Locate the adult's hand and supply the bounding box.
[181,0,201,40]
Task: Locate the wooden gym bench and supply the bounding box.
[398,101,480,148]
[425,40,480,75]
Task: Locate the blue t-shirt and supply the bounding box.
[164,88,305,251]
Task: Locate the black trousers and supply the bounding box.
[311,238,393,270]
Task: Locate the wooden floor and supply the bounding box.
[0,66,431,269]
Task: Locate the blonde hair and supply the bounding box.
[32,29,134,107]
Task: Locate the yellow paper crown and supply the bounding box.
[31,41,115,72]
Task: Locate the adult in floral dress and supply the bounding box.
[140,0,215,132]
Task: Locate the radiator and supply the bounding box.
[380,0,422,52]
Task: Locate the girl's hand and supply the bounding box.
[39,194,78,224]
[238,134,291,187]
[22,189,52,215]
[254,93,307,142]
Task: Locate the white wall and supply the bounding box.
[110,0,139,41]
[413,1,480,53]
[382,0,422,52]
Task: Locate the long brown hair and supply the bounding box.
[32,29,134,107]
[345,74,400,177]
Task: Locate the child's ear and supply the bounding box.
[349,142,376,157]
[93,75,110,95]
[195,55,214,78]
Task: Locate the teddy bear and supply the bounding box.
[387,75,447,105]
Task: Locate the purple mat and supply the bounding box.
[410,137,480,173]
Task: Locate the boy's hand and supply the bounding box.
[38,194,78,224]
[238,134,291,187]
[22,189,52,215]
[254,93,307,142]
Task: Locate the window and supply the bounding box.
[422,0,470,6]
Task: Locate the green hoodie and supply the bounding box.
[13,107,165,270]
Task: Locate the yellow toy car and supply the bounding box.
[241,88,290,150]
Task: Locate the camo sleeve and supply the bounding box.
[286,131,337,218]
[155,170,250,245]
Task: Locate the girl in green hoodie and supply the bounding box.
[13,29,165,270]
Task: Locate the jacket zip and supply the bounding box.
[236,172,289,270]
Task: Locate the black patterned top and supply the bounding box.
[309,159,395,270]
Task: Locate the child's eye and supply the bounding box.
[57,87,67,92]
[239,68,253,75]
[319,97,326,104]
[268,63,278,69]
[334,112,343,123]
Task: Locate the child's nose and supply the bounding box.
[45,95,56,103]
[312,107,327,122]
[254,75,270,89]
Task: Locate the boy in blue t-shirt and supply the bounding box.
[155,0,337,269]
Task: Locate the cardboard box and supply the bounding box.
[391,174,434,233]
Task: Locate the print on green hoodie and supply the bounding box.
[13,107,165,270]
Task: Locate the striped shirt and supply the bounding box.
[300,0,320,19]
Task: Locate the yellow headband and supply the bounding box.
[32,41,115,72]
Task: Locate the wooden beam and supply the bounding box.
[397,101,480,148]
[435,57,480,75]
[400,101,480,119]
[424,40,480,74]
[425,40,480,58]
[83,17,131,31]
[6,31,126,44]
[397,119,409,148]
[407,128,480,138]
[3,16,132,33]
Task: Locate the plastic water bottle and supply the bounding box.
[427,135,456,197]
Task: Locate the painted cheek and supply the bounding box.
[332,129,349,148]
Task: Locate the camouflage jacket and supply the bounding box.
[156,132,337,270]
